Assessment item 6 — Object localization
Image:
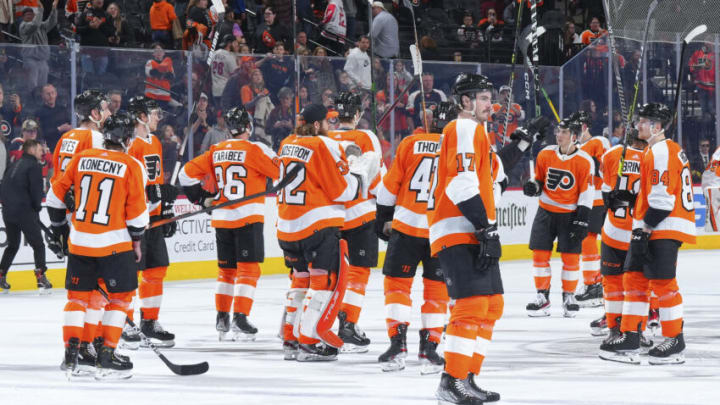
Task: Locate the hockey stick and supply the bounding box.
[519,32,560,123]
[668,24,708,138]
[527,0,542,180]
[376,76,420,126]
[613,0,658,179]
[96,287,209,376]
[37,220,64,260]
[500,0,525,146]
[150,164,302,229]
[405,0,429,133]
[169,126,191,185]
[602,0,629,128]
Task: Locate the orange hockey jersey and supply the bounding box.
[580,135,611,207]
[179,139,279,228]
[51,127,104,184]
[633,139,696,243]
[276,134,360,242]
[427,118,496,255]
[534,145,595,213]
[46,148,149,257]
[489,102,524,145]
[601,145,644,250]
[128,134,165,217]
[376,132,441,238]
[328,128,385,230]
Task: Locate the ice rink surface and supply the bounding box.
[2,250,720,405]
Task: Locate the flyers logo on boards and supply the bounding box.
[545,168,575,191]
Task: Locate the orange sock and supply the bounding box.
[560,253,580,293]
[651,278,683,338]
[215,267,237,313]
[102,291,134,348]
[621,271,649,333]
[233,262,261,315]
[384,276,413,337]
[469,294,503,375]
[532,250,552,290]
[82,290,108,343]
[63,290,91,346]
[581,233,601,285]
[340,265,371,324]
[444,296,488,379]
[603,275,624,329]
[139,266,167,320]
[421,278,449,343]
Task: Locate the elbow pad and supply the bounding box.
[644,207,672,228]
[456,195,490,230]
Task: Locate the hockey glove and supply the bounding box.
[183,183,217,208]
[630,228,653,264]
[64,188,76,212]
[160,184,179,205]
[375,204,394,242]
[606,189,636,212]
[161,202,177,238]
[510,127,532,144]
[523,180,542,197]
[475,224,501,271]
[527,115,552,143]
[146,184,162,204]
[49,223,70,258]
[569,207,590,245]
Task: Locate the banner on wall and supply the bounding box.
[0,187,711,271]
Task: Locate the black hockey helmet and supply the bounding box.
[637,102,672,127]
[451,73,494,105]
[127,95,160,119]
[570,110,591,126]
[335,92,362,119]
[557,116,582,136]
[224,106,254,136]
[75,89,107,120]
[103,111,135,146]
[433,101,458,132]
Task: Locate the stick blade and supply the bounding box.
[685,25,708,44]
[410,44,422,76]
[171,361,210,376]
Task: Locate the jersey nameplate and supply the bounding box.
[414,141,440,155]
[623,160,641,174]
[78,157,127,177]
[213,150,247,164]
[280,144,313,162]
[60,139,80,154]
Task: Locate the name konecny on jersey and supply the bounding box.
[78,157,127,177]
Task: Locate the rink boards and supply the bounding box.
[2,188,718,291]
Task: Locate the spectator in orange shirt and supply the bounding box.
[150,0,177,49]
[580,17,607,46]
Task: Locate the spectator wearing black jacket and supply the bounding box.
[77,0,116,74]
[254,6,290,54]
[0,139,51,292]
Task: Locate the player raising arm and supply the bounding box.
[47,112,148,380]
[180,107,279,341]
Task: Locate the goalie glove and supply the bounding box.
[349,151,381,199]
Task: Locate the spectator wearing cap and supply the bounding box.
[370,1,398,59]
[343,35,371,91]
[254,6,291,55]
[407,72,447,127]
[0,83,23,141]
[34,84,71,151]
[188,92,216,155]
[200,109,231,153]
[19,0,57,91]
[8,119,52,168]
[150,0,178,49]
[145,43,175,110]
[266,87,295,151]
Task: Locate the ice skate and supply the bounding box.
[465,372,501,402]
[140,319,175,348]
[93,337,130,363]
[598,330,641,365]
[216,311,231,341]
[283,340,299,360]
[575,282,603,307]
[647,308,660,334]
[72,341,97,376]
[296,342,339,362]
[639,333,654,354]
[63,337,80,379]
[35,270,52,295]
[648,334,685,365]
[435,372,484,405]
[419,329,444,375]
[338,311,370,353]
[231,313,258,342]
[601,317,622,345]
[562,292,580,318]
[526,290,550,317]
[590,314,608,336]
[378,324,407,372]
[95,345,133,380]
[119,323,141,350]
[0,275,10,293]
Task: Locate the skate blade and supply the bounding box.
[38,288,52,296]
[94,369,133,380]
[283,349,298,361]
[563,309,579,318]
[527,308,551,317]
[118,340,140,350]
[419,358,443,375]
[231,331,257,342]
[296,352,338,362]
[218,331,232,342]
[577,298,603,308]
[590,327,609,337]
[648,354,685,365]
[340,343,369,354]
[380,357,406,372]
[598,350,641,365]
[140,338,175,348]
[1,288,8,294]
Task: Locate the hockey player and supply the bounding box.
[574,111,611,308]
[428,73,501,404]
[374,102,450,374]
[600,103,694,365]
[120,96,178,349]
[179,106,279,341]
[277,104,377,362]
[523,117,595,318]
[327,92,384,353]
[701,142,720,232]
[47,111,148,380]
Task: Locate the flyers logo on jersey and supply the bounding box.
[545,168,575,191]
[144,154,161,181]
